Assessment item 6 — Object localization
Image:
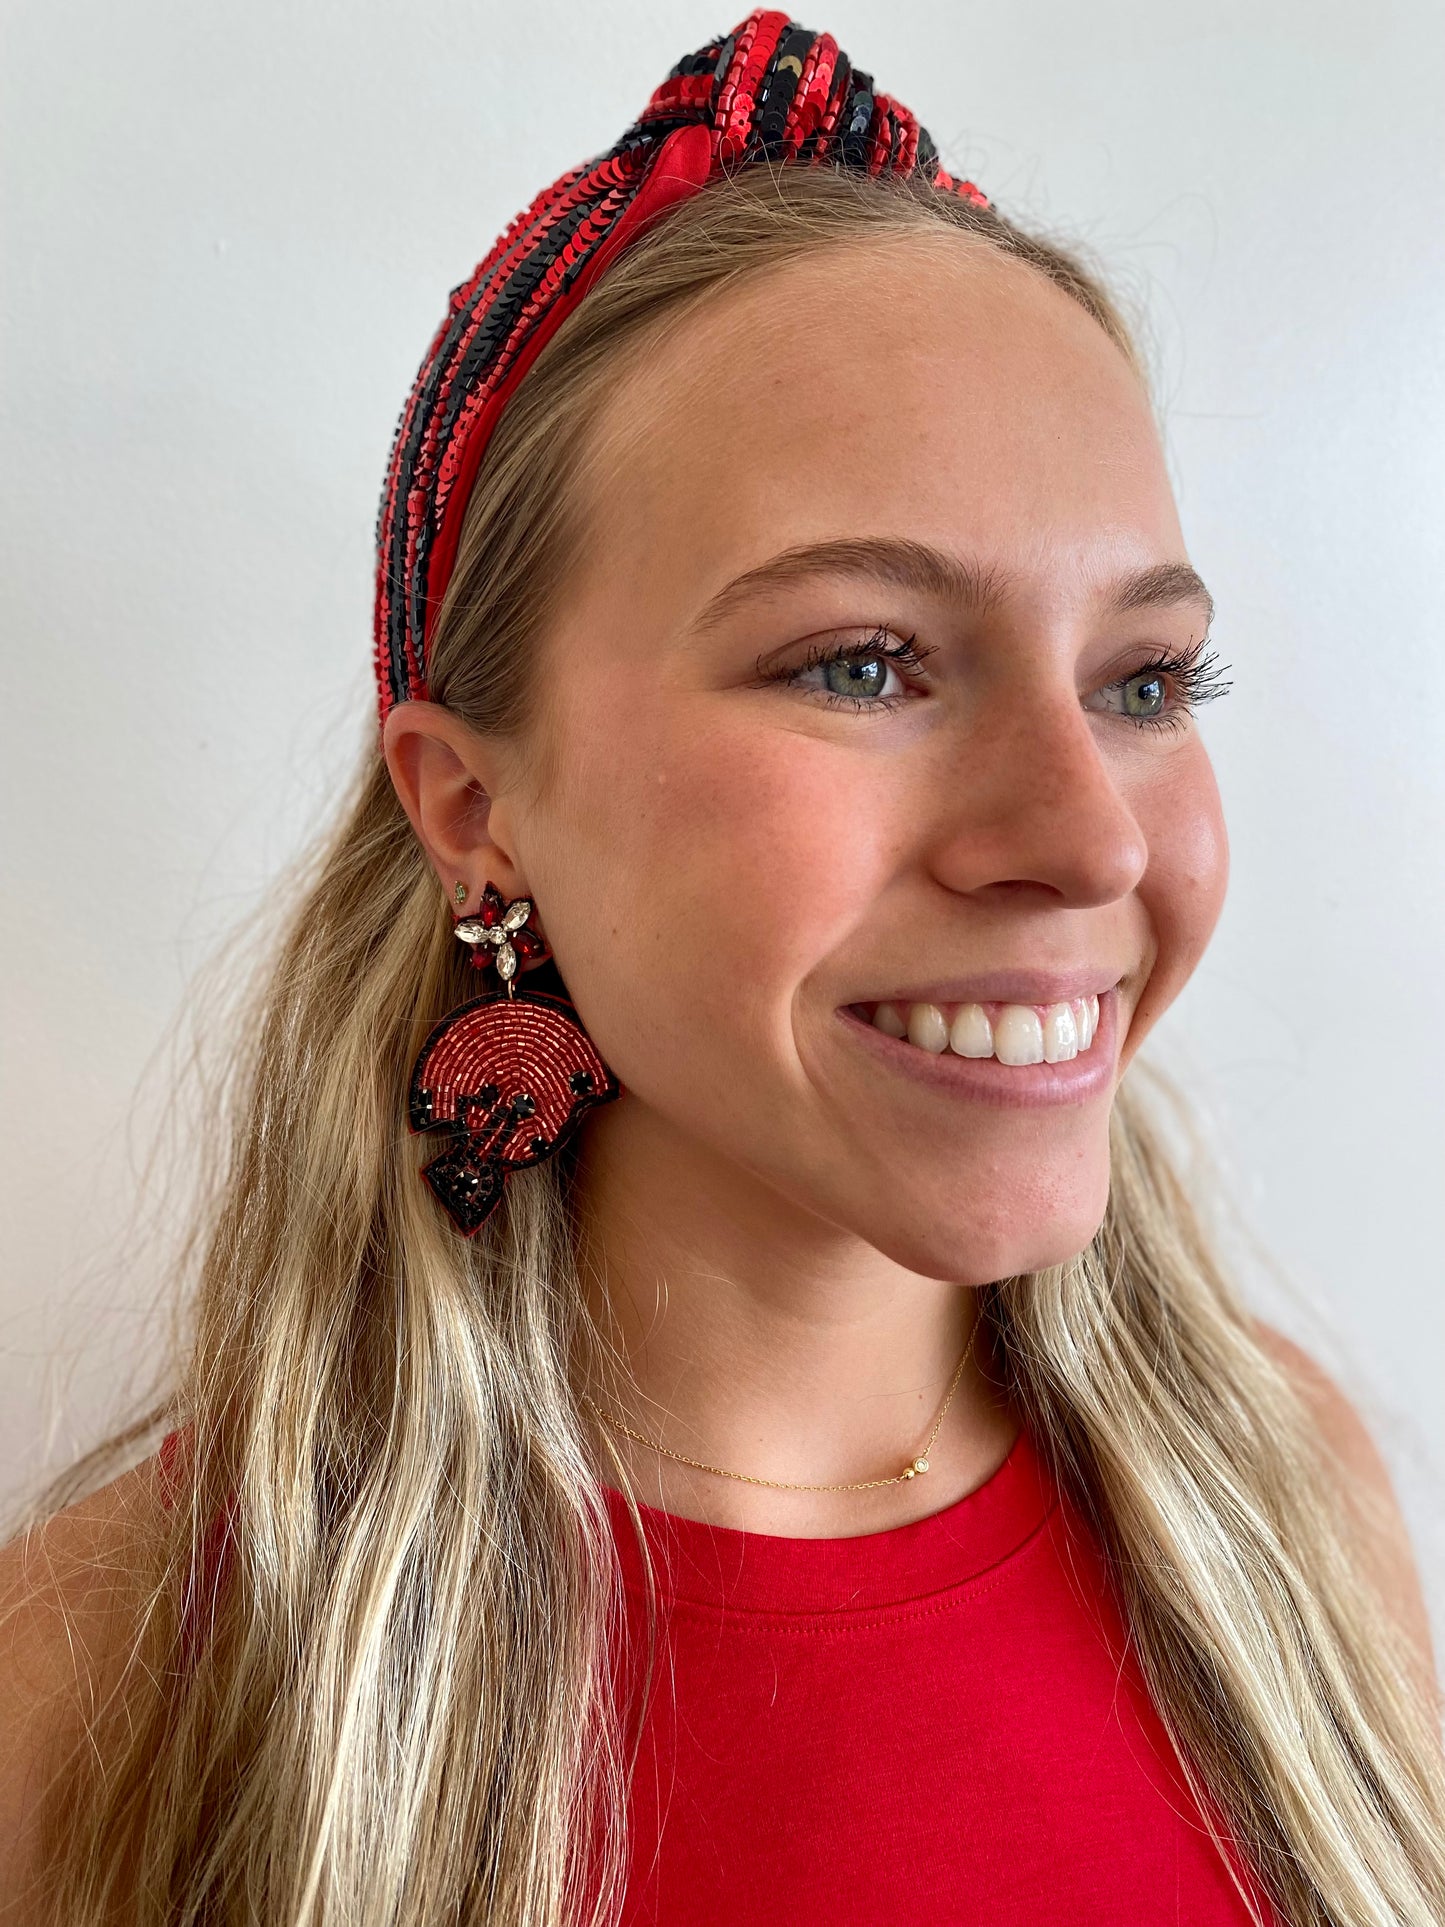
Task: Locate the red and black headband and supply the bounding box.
[372,8,991,728]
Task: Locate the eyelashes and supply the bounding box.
[757,625,1234,732]
[1106,637,1234,735]
[753,628,936,714]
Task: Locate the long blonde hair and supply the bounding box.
[19,164,1445,1926]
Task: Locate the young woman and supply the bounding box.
[2,12,1442,1925]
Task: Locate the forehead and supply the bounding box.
[569,233,1184,628]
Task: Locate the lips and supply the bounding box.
[836,985,1122,1110]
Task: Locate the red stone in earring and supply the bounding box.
[452,881,550,979]
[406,884,619,1235]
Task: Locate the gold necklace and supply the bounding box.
[585,1314,981,1494]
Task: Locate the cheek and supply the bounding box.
[534,682,894,1075]
[1128,746,1230,1053]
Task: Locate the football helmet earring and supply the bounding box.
[406,884,620,1234]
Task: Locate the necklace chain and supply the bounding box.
[585,1315,981,1494]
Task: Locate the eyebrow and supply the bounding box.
[685,536,1215,636]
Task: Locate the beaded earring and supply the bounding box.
[407,884,620,1234]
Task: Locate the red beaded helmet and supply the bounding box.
[372,9,991,729]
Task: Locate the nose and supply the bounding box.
[926,685,1149,909]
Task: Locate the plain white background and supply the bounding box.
[2,1,1442,1637]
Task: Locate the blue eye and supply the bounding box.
[755,630,1233,730]
[1091,643,1233,734]
[761,628,937,714]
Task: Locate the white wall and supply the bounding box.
[3,1,1442,1630]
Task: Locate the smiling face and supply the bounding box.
[493,230,1229,1285]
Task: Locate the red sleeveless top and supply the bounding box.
[156,1425,1280,1921]
[603,1424,1280,1925]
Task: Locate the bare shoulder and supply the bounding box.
[1253,1319,1440,1709]
[0,1454,170,1904]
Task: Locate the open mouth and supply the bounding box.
[851,993,1101,1065]
[836,988,1121,1109]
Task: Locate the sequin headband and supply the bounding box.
[372,7,991,728]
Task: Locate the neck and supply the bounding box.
[573,1102,1021,1538]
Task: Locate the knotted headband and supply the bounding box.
[372,8,992,728]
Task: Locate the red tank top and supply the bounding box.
[604,1423,1281,1925]
[156,1425,1280,1921]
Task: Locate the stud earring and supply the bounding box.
[406,883,620,1235]
[453,880,468,906]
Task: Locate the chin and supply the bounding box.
[855,1184,1110,1288]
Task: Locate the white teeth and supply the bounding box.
[1042,1004,1079,1063]
[948,1003,994,1058]
[993,1006,1045,1066]
[868,993,1105,1066]
[905,1002,950,1053]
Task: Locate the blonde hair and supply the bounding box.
[17,165,1445,1926]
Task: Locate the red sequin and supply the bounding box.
[373,10,994,729]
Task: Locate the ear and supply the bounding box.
[381,702,529,904]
